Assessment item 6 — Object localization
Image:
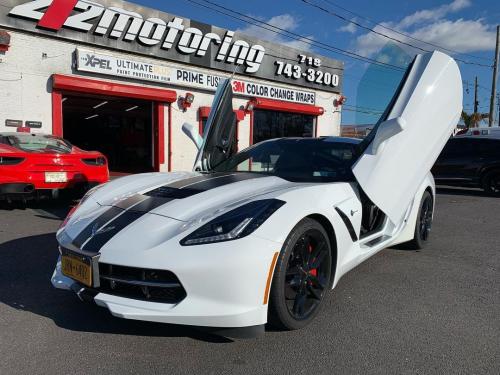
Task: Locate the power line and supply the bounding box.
[319,0,493,63]
[185,0,484,96]
[299,0,493,68]
[344,104,384,112]
[182,0,407,72]
[342,108,382,115]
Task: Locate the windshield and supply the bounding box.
[212,138,358,182]
[7,134,72,153]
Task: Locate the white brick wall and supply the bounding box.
[0,30,341,172]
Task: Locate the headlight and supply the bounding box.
[180,199,285,246]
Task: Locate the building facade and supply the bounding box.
[0,0,344,173]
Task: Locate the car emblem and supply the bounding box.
[91,223,115,238]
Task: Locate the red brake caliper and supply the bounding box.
[308,244,318,278]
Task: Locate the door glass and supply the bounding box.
[253,110,315,144]
[344,43,413,137]
[200,116,238,152]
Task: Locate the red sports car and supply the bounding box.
[0,132,109,200]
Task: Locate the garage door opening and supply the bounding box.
[62,94,154,174]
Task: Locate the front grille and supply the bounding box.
[97,263,187,304]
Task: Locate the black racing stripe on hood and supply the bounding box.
[71,194,146,248]
[71,206,123,249]
[145,172,266,199]
[69,173,264,253]
[71,194,166,251]
[81,196,169,253]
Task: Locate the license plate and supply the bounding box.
[62,255,92,287]
[45,172,67,183]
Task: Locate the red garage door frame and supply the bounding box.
[51,74,177,171]
[249,97,324,145]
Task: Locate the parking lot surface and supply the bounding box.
[0,188,499,375]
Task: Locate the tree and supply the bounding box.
[461,110,489,128]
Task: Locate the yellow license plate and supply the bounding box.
[61,255,92,287]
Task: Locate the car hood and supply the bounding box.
[91,171,300,222]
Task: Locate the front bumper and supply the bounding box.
[51,235,281,329]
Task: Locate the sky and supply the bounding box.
[132,0,500,125]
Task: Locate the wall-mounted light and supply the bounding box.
[245,98,258,113]
[180,92,195,112]
[333,95,346,108]
[0,30,10,52]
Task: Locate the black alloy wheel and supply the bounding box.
[268,218,332,330]
[482,170,500,196]
[407,190,434,250]
[419,193,433,241]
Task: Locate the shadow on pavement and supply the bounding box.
[0,232,232,343]
[0,199,73,220]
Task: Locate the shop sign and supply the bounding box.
[76,49,316,105]
[231,80,315,105]
[2,0,343,92]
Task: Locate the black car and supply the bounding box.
[432,136,500,195]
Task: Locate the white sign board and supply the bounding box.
[76,49,317,105]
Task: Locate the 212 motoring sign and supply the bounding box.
[1,0,343,92]
[76,49,317,105]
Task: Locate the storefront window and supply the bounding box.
[253,110,315,145]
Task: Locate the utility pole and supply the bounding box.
[497,94,500,126]
[489,25,499,127]
[474,76,478,114]
[473,76,479,128]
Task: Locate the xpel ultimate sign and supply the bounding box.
[1,0,343,92]
[76,49,316,105]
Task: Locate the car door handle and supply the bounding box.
[350,209,358,216]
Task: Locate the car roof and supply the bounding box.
[0,132,55,137]
[452,135,500,141]
[271,136,362,145]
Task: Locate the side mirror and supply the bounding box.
[182,122,203,150]
[372,117,406,154]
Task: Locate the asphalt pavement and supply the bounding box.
[0,188,499,374]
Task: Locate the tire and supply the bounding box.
[406,191,434,250]
[481,170,500,196]
[268,218,332,330]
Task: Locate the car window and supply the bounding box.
[476,139,500,156]
[213,138,357,183]
[441,139,468,158]
[7,134,72,153]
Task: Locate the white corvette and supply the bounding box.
[52,51,462,336]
